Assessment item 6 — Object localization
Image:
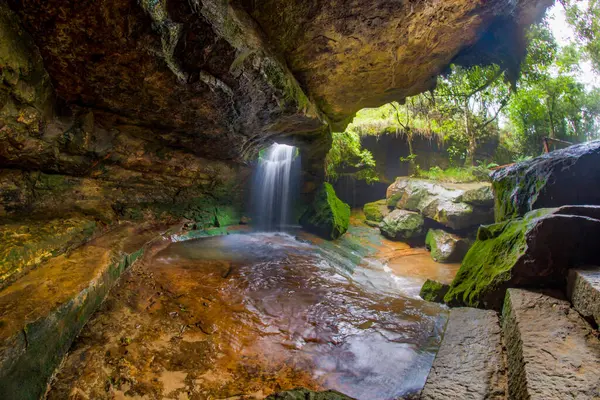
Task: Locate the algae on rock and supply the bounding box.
[363,199,389,223]
[380,209,425,241]
[425,229,471,263]
[420,279,450,303]
[300,183,350,240]
[444,206,600,309]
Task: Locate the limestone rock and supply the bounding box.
[502,289,600,399]
[567,267,600,327]
[425,229,471,263]
[0,222,170,400]
[380,209,425,241]
[492,140,600,221]
[363,199,389,223]
[300,183,350,240]
[444,206,600,309]
[419,279,450,303]
[386,178,494,230]
[420,307,506,400]
[0,215,100,289]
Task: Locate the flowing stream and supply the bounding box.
[251,143,301,231]
[47,227,455,400]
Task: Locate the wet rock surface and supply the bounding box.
[420,307,506,400]
[444,206,600,309]
[419,280,450,303]
[502,289,600,399]
[386,178,494,231]
[492,140,600,222]
[380,209,425,241]
[425,229,471,264]
[0,222,177,400]
[46,229,456,400]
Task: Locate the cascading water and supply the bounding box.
[251,143,301,231]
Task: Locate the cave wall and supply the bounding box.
[1,0,552,223]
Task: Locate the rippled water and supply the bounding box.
[153,232,448,399]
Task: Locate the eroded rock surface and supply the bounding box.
[492,140,600,222]
[420,307,506,400]
[502,289,600,399]
[386,178,494,230]
[567,267,600,327]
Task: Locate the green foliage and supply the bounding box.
[325,131,378,184]
[563,0,600,72]
[416,166,487,183]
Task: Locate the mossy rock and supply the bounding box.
[266,388,355,400]
[300,183,350,240]
[420,279,450,303]
[425,229,471,263]
[443,206,600,309]
[492,140,600,222]
[363,199,389,222]
[380,209,424,241]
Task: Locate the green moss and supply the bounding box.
[493,170,549,222]
[443,208,554,308]
[363,200,387,222]
[300,183,350,240]
[420,279,450,303]
[387,191,403,207]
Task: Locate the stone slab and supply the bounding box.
[502,289,600,400]
[0,222,175,400]
[567,266,600,327]
[420,307,507,400]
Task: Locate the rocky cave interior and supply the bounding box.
[1,0,599,399]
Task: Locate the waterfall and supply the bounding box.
[251,143,301,231]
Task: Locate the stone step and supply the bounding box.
[420,307,507,400]
[567,266,600,327]
[0,222,179,400]
[502,289,600,400]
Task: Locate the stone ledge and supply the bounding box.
[0,222,177,400]
[567,266,600,327]
[420,307,506,400]
[502,289,600,400]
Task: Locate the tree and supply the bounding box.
[562,0,600,72]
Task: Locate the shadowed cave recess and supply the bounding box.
[4,0,600,400]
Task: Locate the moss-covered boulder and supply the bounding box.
[425,229,471,263]
[380,209,425,241]
[444,205,600,310]
[386,178,494,230]
[363,199,390,223]
[492,140,600,222]
[300,183,350,240]
[266,388,354,400]
[420,279,450,303]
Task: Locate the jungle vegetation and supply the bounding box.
[325,2,600,184]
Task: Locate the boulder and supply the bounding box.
[420,279,450,303]
[380,209,425,241]
[363,199,390,223]
[492,140,600,222]
[386,178,494,230]
[425,229,471,263]
[300,183,350,240]
[444,206,600,309]
[266,388,354,400]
